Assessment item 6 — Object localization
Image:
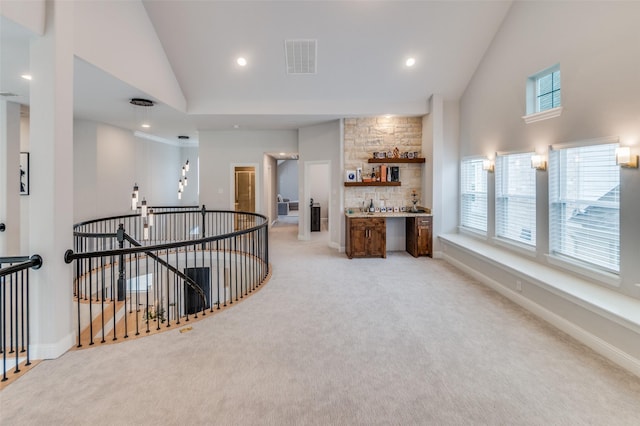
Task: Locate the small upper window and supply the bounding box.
[536,68,561,112]
[524,64,562,123]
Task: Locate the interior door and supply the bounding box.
[234,167,255,212]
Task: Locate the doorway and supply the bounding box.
[303,160,331,241]
[234,166,255,212]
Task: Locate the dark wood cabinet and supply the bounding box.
[311,203,321,232]
[406,216,432,257]
[346,217,386,259]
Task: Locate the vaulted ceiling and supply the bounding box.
[1,0,513,143]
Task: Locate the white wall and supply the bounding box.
[264,155,278,223]
[0,0,45,35]
[277,160,298,201]
[74,120,183,222]
[421,95,460,256]
[198,130,298,213]
[309,163,329,219]
[0,101,21,255]
[458,0,640,299]
[179,146,199,207]
[73,0,185,112]
[449,0,640,374]
[20,111,30,252]
[298,120,342,248]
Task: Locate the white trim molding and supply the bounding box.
[522,106,563,124]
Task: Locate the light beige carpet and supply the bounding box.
[2,223,640,425]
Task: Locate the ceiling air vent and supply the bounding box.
[0,92,19,97]
[284,39,317,75]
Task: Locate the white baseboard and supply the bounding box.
[31,331,75,360]
[328,241,340,250]
[443,253,640,378]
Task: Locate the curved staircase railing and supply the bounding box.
[1,254,43,383]
[64,206,269,347]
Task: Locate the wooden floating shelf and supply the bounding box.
[368,158,426,163]
[344,181,401,187]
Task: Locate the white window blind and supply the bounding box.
[496,152,536,246]
[460,158,487,233]
[549,143,620,273]
[537,69,561,112]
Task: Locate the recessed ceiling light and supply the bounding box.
[405,57,416,67]
[279,152,286,156]
[237,57,247,67]
[141,123,151,128]
[21,74,32,80]
[233,124,240,129]
[384,114,393,118]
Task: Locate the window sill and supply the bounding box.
[492,237,537,258]
[545,254,621,288]
[522,106,563,124]
[439,233,640,334]
[458,226,488,240]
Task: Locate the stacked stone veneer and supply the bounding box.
[344,117,423,211]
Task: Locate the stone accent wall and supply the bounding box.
[344,117,423,211]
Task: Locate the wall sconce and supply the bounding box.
[615,147,638,168]
[531,154,547,171]
[482,159,494,172]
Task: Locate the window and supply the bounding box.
[460,158,487,233]
[524,64,562,123]
[549,142,619,273]
[496,152,536,247]
[536,68,561,112]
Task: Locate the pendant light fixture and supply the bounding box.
[148,208,154,227]
[130,98,154,129]
[175,154,192,201]
[141,198,148,218]
[133,183,139,202]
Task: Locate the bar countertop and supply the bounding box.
[344,209,432,218]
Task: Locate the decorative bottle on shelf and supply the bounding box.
[369,199,375,212]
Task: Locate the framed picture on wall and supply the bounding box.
[20,152,29,195]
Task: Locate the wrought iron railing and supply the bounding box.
[64,206,269,347]
[0,254,43,382]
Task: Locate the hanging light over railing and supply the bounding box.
[141,198,148,218]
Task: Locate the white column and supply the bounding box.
[428,94,445,255]
[28,0,75,359]
[0,101,21,255]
